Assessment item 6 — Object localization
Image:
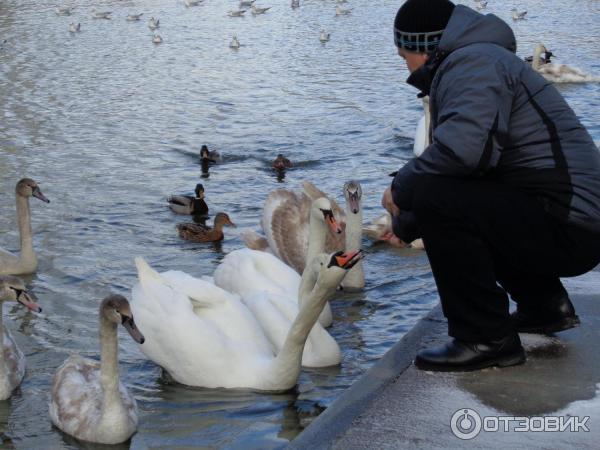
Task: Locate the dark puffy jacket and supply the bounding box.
[392,5,600,233]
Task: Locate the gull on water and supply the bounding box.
[319,30,330,43]
[153,34,163,44]
[68,23,81,33]
[126,13,144,22]
[511,8,527,20]
[230,36,241,49]
[148,17,160,30]
[251,5,271,15]
[335,5,352,15]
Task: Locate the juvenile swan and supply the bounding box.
[49,295,145,445]
[0,178,50,275]
[0,276,41,400]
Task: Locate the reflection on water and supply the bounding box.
[0,0,599,448]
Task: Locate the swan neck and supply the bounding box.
[306,213,327,266]
[0,307,6,374]
[271,282,332,384]
[532,45,542,70]
[99,316,122,413]
[423,97,431,146]
[15,194,35,262]
[344,208,363,251]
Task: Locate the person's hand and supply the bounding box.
[381,187,400,217]
[381,231,409,248]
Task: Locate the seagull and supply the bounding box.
[230,36,241,49]
[291,0,300,8]
[92,10,112,19]
[153,34,163,44]
[148,17,160,30]
[475,1,487,10]
[511,8,527,20]
[336,0,348,3]
[126,13,144,21]
[228,9,246,17]
[185,0,202,7]
[240,0,256,6]
[68,23,81,33]
[55,7,74,16]
[335,5,352,15]
[251,5,271,15]
[319,30,330,42]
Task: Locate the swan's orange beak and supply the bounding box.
[334,250,364,269]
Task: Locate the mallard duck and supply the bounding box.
[68,23,81,33]
[0,276,41,400]
[56,7,74,16]
[177,212,235,242]
[148,17,160,30]
[272,154,292,171]
[1,178,50,276]
[319,30,330,43]
[230,36,241,49]
[251,5,271,15]
[126,13,144,21]
[49,295,144,444]
[167,184,208,216]
[200,144,220,162]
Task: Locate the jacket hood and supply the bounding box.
[439,5,516,54]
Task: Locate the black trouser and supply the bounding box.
[397,175,600,342]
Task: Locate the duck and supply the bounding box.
[251,5,271,15]
[49,295,144,444]
[152,34,163,44]
[319,30,330,43]
[177,212,235,242]
[1,178,50,276]
[511,8,527,20]
[126,13,144,22]
[230,36,241,49]
[55,7,74,16]
[130,250,362,389]
[0,276,41,400]
[272,154,292,171]
[335,6,352,15]
[148,17,160,30]
[167,183,209,217]
[68,23,81,33]
[228,9,247,17]
[200,144,220,162]
[291,0,300,8]
[92,10,112,20]
[529,43,600,83]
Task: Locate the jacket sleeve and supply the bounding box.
[392,51,514,210]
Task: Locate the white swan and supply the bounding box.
[530,44,600,83]
[1,178,50,276]
[131,251,362,390]
[0,276,41,400]
[413,96,430,157]
[49,295,144,444]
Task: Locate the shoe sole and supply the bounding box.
[414,349,527,372]
[517,315,580,335]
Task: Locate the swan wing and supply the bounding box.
[301,181,344,219]
[240,229,270,252]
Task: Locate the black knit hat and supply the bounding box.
[394,0,455,53]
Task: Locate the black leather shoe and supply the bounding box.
[415,333,526,372]
[511,293,580,334]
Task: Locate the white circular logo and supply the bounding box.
[451,408,482,440]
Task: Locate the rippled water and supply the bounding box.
[0,0,599,448]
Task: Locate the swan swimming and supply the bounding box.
[49,295,144,444]
[0,178,50,276]
[529,43,600,83]
[131,251,362,390]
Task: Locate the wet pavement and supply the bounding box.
[289,271,600,449]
